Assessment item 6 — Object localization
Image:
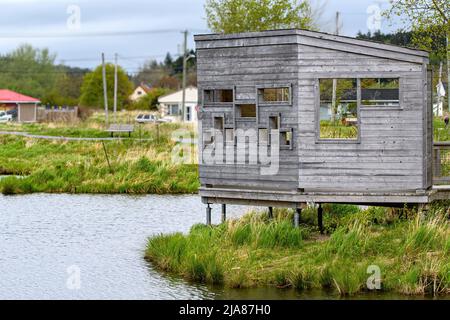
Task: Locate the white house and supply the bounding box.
[157,86,198,123]
[129,84,152,102]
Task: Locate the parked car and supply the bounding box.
[157,117,173,123]
[6,109,18,120]
[135,114,156,123]
[0,111,13,122]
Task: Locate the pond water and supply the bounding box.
[0,194,439,300]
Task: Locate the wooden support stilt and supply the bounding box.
[268,207,273,219]
[221,204,227,223]
[206,204,212,226]
[318,204,324,234]
[294,208,301,228]
[418,203,429,222]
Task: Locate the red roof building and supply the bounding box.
[0,89,40,122]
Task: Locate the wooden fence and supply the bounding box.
[37,106,78,122]
[433,142,450,185]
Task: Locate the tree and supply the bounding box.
[0,44,57,98]
[205,0,314,34]
[384,0,449,109]
[132,50,197,89]
[79,64,133,109]
[0,44,89,106]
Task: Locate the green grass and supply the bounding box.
[319,120,358,139]
[0,114,199,194]
[145,203,450,296]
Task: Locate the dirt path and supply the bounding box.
[0,131,197,144]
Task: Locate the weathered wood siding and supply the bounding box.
[195,30,430,193]
[296,39,426,192]
[197,34,300,190]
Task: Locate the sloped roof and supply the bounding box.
[0,89,40,103]
[158,87,198,104]
[195,29,429,64]
[138,83,153,93]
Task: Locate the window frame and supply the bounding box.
[202,87,235,105]
[168,104,180,116]
[256,84,293,106]
[315,78,361,144]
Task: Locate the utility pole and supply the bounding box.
[114,53,118,123]
[181,29,188,122]
[102,53,109,126]
[447,36,450,112]
[331,12,341,123]
[438,62,443,114]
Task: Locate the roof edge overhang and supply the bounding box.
[0,101,40,104]
[195,29,429,64]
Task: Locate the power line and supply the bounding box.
[0,28,208,39]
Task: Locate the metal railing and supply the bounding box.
[433,142,450,185]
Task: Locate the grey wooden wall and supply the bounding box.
[197,34,300,190]
[297,41,427,192]
[195,30,430,194]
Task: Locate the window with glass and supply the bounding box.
[258,87,290,103]
[319,78,358,140]
[361,78,399,107]
[168,104,179,116]
[204,89,234,103]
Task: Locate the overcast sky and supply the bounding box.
[0,0,403,73]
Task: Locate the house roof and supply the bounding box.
[0,89,40,103]
[137,83,153,93]
[195,29,429,64]
[158,87,198,104]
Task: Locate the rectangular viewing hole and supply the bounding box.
[203,130,214,146]
[361,78,399,107]
[204,89,234,103]
[214,116,224,130]
[280,130,293,148]
[258,87,290,103]
[225,128,234,145]
[319,78,358,140]
[269,116,279,130]
[237,104,256,118]
[258,128,269,145]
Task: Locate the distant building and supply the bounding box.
[0,89,40,122]
[129,83,152,102]
[157,86,198,123]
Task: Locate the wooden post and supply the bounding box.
[206,204,212,226]
[318,204,324,234]
[157,123,160,143]
[101,53,109,126]
[268,207,273,219]
[418,203,429,222]
[101,142,113,173]
[294,208,301,228]
[113,53,118,124]
[221,204,226,223]
[181,30,188,122]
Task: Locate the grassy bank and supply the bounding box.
[0,117,199,194]
[145,203,450,296]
